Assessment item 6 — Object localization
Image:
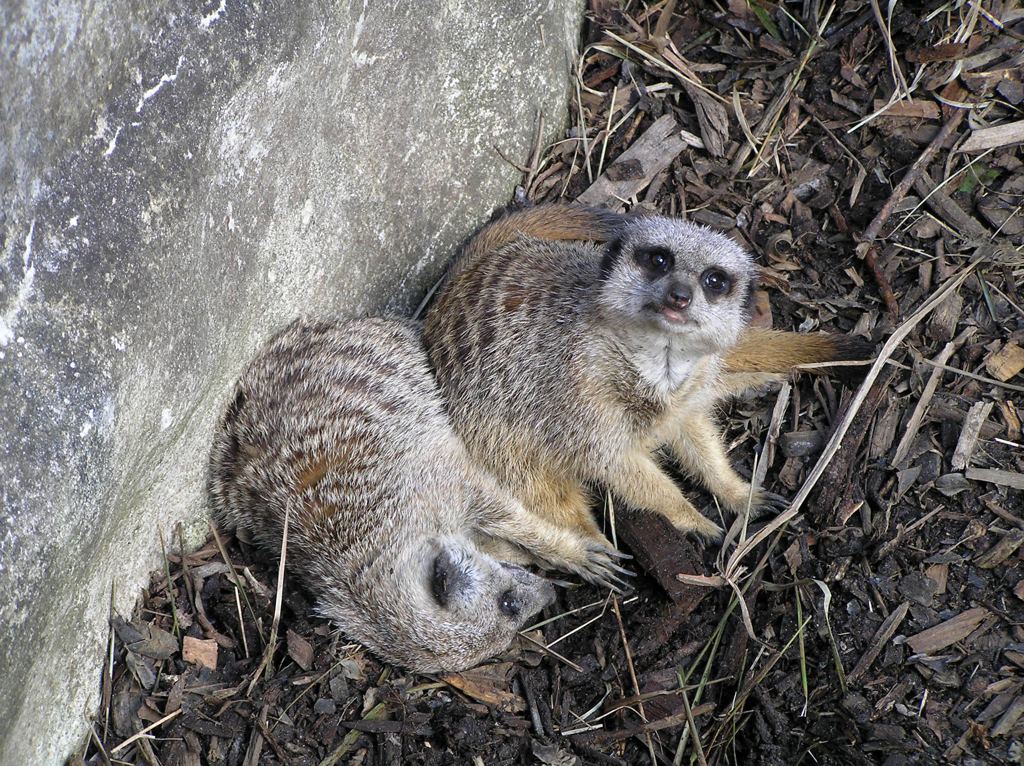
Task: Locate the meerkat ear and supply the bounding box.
[431,545,470,607]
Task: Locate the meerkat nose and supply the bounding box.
[666,284,692,310]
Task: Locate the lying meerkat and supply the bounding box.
[424,204,870,545]
[208,316,628,673]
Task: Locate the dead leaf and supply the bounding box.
[440,663,524,712]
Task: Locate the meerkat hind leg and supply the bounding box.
[666,409,763,514]
[605,449,724,540]
[524,476,607,544]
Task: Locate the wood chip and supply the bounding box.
[924,563,948,594]
[1015,579,1024,602]
[891,327,976,467]
[339,713,432,734]
[165,674,186,716]
[849,602,910,683]
[996,400,1022,441]
[680,80,729,157]
[812,367,897,525]
[975,528,1024,569]
[950,401,994,471]
[929,399,1004,439]
[242,706,269,766]
[571,704,714,745]
[926,289,962,343]
[872,99,941,119]
[985,341,1024,382]
[182,636,218,670]
[783,539,802,575]
[992,694,1024,737]
[965,467,1024,490]
[576,114,689,209]
[906,607,990,655]
[615,505,710,612]
[913,171,990,241]
[286,629,314,671]
[868,395,900,461]
[986,498,1024,530]
[960,118,1024,153]
[780,430,825,458]
[905,44,966,64]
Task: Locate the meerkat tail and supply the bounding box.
[463,204,628,260]
[724,328,874,373]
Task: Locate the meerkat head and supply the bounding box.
[331,537,554,673]
[598,216,757,355]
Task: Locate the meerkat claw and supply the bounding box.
[586,547,636,579]
[605,561,636,578]
[547,577,576,589]
[575,550,635,592]
[599,547,633,560]
[596,574,633,594]
[584,561,632,581]
[761,492,789,512]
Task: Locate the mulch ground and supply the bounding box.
[78,2,1024,764]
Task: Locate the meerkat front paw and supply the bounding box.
[678,512,726,543]
[719,484,789,517]
[512,521,634,592]
[711,476,768,516]
[657,497,726,542]
[575,540,634,592]
[540,532,634,592]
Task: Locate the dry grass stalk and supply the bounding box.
[108,709,182,755]
[610,594,657,764]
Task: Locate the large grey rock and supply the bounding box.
[0,1,583,763]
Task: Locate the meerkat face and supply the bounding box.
[413,541,554,670]
[598,217,757,355]
[429,543,552,628]
[335,538,554,673]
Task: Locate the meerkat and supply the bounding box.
[424,204,871,545]
[208,316,629,673]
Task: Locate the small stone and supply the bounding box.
[841,692,872,724]
[897,572,940,607]
[915,451,943,484]
[329,675,349,701]
[313,698,336,716]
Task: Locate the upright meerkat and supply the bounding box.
[424,205,870,544]
[208,316,627,673]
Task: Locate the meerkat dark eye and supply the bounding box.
[498,590,520,618]
[635,246,675,274]
[701,268,732,297]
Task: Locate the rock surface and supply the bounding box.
[0,1,582,763]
